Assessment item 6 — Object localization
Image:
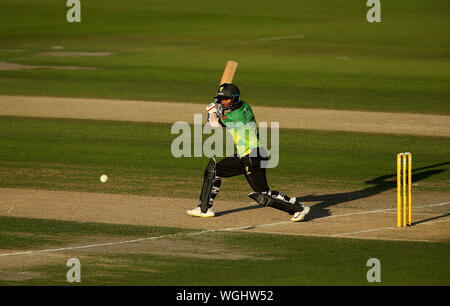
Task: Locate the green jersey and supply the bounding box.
[219,101,260,157]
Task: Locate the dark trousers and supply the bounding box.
[216,147,270,193]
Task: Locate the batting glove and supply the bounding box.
[206,102,218,116]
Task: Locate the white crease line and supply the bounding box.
[332,227,396,237]
[329,215,449,239]
[1,201,449,257]
[0,226,263,257]
[412,201,450,209]
[0,232,191,257]
[258,35,304,41]
[318,201,450,220]
[226,201,450,241]
[247,229,433,243]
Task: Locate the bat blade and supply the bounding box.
[220,60,238,85]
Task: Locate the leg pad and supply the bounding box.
[199,158,217,213]
[249,191,302,214]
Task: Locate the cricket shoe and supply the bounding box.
[291,204,310,222]
[186,207,215,218]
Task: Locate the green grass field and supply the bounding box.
[1,0,449,113]
[0,216,449,286]
[0,116,449,198]
[0,116,449,285]
[0,0,449,287]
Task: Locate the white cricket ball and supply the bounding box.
[100,174,108,183]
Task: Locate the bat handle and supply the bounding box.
[216,103,223,116]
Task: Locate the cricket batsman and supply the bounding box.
[187,83,310,222]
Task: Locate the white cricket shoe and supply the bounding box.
[186,206,215,218]
[291,204,310,222]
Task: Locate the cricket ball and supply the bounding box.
[100,174,108,183]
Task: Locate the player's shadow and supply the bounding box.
[295,161,450,221]
[215,204,261,217]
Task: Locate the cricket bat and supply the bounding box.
[220,60,238,85]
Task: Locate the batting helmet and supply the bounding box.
[214,83,241,110]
